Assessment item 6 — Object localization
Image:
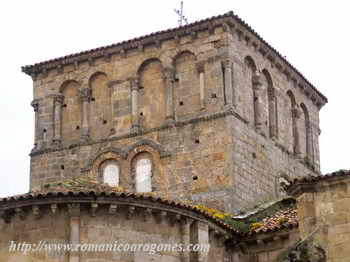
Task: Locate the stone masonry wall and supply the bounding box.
[296,177,350,262]
[0,199,227,262]
[28,20,323,212]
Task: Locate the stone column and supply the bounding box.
[68,204,80,262]
[130,78,140,132]
[31,99,40,149]
[252,71,264,133]
[195,222,209,262]
[269,91,278,139]
[222,58,234,107]
[163,67,175,121]
[78,87,91,141]
[196,62,206,110]
[181,218,192,262]
[292,106,302,157]
[52,94,64,145]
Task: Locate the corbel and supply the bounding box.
[0,210,11,224]
[120,48,126,58]
[143,208,153,222]
[109,204,118,215]
[235,29,243,41]
[15,207,26,220]
[88,57,95,67]
[221,22,231,33]
[103,51,112,62]
[68,203,81,217]
[41,68,48,78]
[190,31,198,41]
[50,204,58,214]
[174,33,181,45]
[137,43,144,53]
[56,64,63,74]
[208,22,215,35]
[154,39,161,49]
[90,203,98,217]
[158,210,168,224]
[32,205,41,219]
[73,60,79,70]
[126,206,135,220]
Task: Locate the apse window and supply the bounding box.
[135,158,152,193]
[102,162,120,187]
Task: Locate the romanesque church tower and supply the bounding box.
[23,12,327,212]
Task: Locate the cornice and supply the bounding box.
[21,11,327,108]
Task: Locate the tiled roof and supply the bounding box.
[21,11,327,104]
[250,208,298,234]
[285,169,350,193]
[0,177,238,234]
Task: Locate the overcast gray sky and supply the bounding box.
[0,0,348,197]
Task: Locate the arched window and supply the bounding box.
[135,158,152,193]
[101,161,120,187]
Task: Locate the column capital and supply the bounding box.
[221,57,233,68]
[78,87,92,102]
[30,99,40,112]
[196,61,205,73]
[52,94,64,104]
[292,106,302,119]
[252,70,263,87]
[129,77,140,91]
[163,67,176,82]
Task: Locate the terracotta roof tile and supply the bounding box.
[0,177,239,234]
[285,169,350,193]
[250,208,298,235]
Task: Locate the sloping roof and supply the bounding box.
[250,208,298,234]
[285,169,350,195]
[0,177,238,234]
[21,11,327,105]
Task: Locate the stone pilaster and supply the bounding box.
[292,106,302,157]
[163,67,175,121]
[196,61,206,110]
[52,94,64,145]
[31,99,40,149]
[181,218,193,262]
[130,78,140,132]
[194,222,209,262]
[252,71,264,133]
[268,90,278,139]
[222,58,234,107]
[78,87,91,141]
[68,204,80,262]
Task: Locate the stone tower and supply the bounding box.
[22,12,327,212]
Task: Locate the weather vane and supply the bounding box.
[174,1,188,26]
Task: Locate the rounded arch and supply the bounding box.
[131,151,154,193]
[137,58,166,129]
[173,50,200,118]
[137,58,163,75]
[59,80,80,93]
[99,159,120,187]
[172,50,197,64]
[244,55,257,72]
[286,90,296,107]
[263,69,278,139]
[300,103,313,163]
[125,139,170,159]
[88,71,108,88]
[59,80,81,143]
[88,71,111,140]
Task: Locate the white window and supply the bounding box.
[135,158,152,193]
[103,163,119,187]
